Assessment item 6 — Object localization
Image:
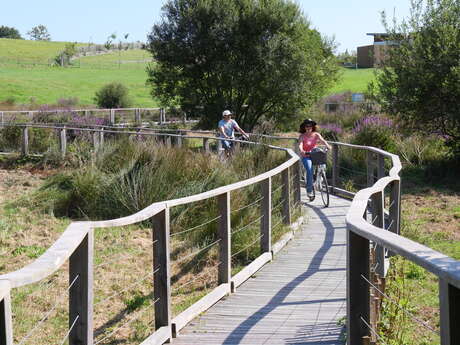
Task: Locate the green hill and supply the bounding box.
[0,38,157,107]
[0,39,376,108]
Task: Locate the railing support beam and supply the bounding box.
[0,281,13,345]
[332,143,339,193]
[440,280,460,345]
[152,208,171,332]
[282,168,291,225]
[347,229,370,345]
[21,126,29,156]
[218,193,231,287]
[261,177,272,253]
[69,230,94,345]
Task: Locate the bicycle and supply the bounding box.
[310,147,330,207]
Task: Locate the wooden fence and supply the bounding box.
[0,130,302,345]
[0,125,459,345]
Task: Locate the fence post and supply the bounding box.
[0,112,3,127]
[260,177,272,253]
[92,129,99,152]
[282,168,291,225]
[152,208,172,334]
[135,108,141,125]
[159,108,164,125]
[439,280,460,345]
[203,138,210,153]
[377,154,385,179]
[109,109,115,125]
[293,160,301,206]
[176,132,182,148]
[21,126,29,156]
[0,281,13,345]
[347,229,370,345]
[69,229,94,345]
[371,190,386,277]
[59,127,67,158]
[99,128,104,150]
[366,151,375,187]
[389,179,401,235]
[332,143,339,193]
[218,192,231,289]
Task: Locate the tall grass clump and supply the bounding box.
[351,116,396,153]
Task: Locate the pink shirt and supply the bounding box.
[300,133,319,153]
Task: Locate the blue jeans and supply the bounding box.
[302,157,313,193]
[221,140,233,150]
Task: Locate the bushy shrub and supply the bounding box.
[319,123,343,141]
[94,82,131,109]
[351,116,397,152]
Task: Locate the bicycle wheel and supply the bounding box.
[319,171,329,207]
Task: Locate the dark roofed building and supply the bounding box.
[357,33,399,68]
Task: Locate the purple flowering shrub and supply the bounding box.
[319,123,343,141]
[351,116,397,152]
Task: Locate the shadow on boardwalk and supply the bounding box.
[220,201,346,345]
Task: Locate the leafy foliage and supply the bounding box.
[0,25,22,39]
[146,0,339,131]
[27,24,51,41]
[370,0,460,157]
[94,82,131,109]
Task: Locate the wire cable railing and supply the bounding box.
[231,215,263,235]
[59,315,80,345]
[174,239,222,265]
[231,234,264,258]
[171,215,221,237]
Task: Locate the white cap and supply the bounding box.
[222,110,232,117]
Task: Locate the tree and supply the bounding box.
[105,33,116,50]
[0,25,22,39]
[27,25,51,41]
[146,0,339,130]
[370,0,460,156]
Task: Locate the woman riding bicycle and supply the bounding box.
[298,119,331,201]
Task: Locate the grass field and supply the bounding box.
[327,67,377,95]
[0,38,377,108]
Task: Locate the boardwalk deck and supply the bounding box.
[173,192,350,345]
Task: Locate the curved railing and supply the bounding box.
[0,131,303,345]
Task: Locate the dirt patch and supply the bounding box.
[402,190,460,240]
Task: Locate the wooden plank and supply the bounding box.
[439,279,460,345]
[260,178,271,253]
[0,281,13,345]
[139,326,171,345]
[218,192,231,285]
[172,283,230,335]
[69,229,94,345]
[347,229,370,345]
[152,208,171,331]
[232,252,272,289]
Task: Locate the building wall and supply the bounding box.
[357,45,374,68]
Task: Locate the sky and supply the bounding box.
[1,0,411,53]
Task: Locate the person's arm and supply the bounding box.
[316,133,331,150]
[233,121,249,139]
[298,135,306,155]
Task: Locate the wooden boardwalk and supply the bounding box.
[173,192,350,345]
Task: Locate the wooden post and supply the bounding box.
[282,168,291,225]
[203,138,210,153]
[293,160,301,206]
[377,154,385,179]
[159,108,164,124]
[176,132,182,148]
[21,126,29,156]
[0,281,13,345]
[99,128,104,149]
[165,136,171,148]
[389,179,401,235]
[347,229,370,345]
[59,127,67,158]
[332,143,339,193]
[218,193,231,287]
[0,112,3,127]
[260,177,272,253]
[371,190,386,277]
[69,229,94,345]
[135,108,141,125]
[217,138,223,153]
[152,208,171,332]
[109,109,115,125]
[92,130,99,152]
[439,280,460,345]
[366,151,375,187]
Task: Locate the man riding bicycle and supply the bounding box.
[218,110,249,157]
